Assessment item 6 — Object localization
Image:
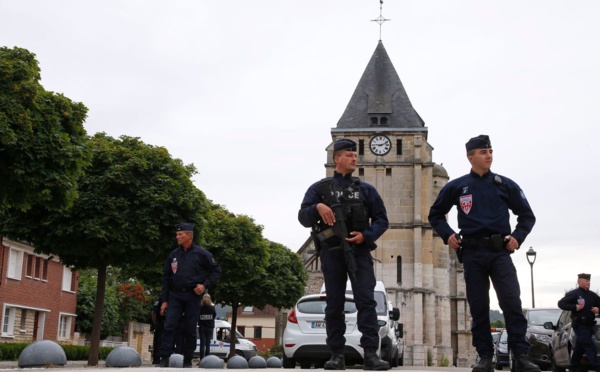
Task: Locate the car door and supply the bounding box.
[554,310,572,367]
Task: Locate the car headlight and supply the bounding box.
[531,333,551,343]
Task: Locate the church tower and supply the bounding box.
[297,40,474,367]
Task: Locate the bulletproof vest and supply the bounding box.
[314,177,369,233]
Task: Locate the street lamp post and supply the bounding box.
[526,247,537,308]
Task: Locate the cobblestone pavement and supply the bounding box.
[0,360,472,371]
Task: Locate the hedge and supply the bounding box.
[0,343,115,361]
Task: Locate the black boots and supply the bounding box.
[363,349,390,371]
[514,354,541,372]
[325,352,346,370]
[472,355,493,372]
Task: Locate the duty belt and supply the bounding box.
[171,287,194,292]
[461,234,506,251]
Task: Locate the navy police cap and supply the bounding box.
[334,138,357,152]
[578,273,591,280]
[175,222,194,232]
[465,135,492,152]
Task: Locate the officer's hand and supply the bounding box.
[592,307,599,314]
[346,231,364,245]
[504,235,519,252]
[447,234,461,250]
[576,303,584,311]
[194,284,205,295]
[316,203,335,226]
[160,302,168,316]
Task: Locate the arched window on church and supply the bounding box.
[370,117,378,125]
[396,256,402,285]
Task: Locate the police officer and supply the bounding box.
[558,273,600,372]
[428,135,539,372]
[298,138,390,371]
[159,223,222,368]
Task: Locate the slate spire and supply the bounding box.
[336,41,424,129]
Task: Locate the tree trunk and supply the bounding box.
[274,308,282,346]
[87,262,107,366]
[229,302,239,359]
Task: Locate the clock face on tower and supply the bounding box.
[369,135,391,155]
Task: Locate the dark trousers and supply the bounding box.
[462,247,530,356]
[174,318,187,355]
[159,290,202,361]
[199,328,213,358]
[320,244,379,351]
[152,323,164,364]
[570,324,599,368]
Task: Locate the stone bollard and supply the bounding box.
[18,340,67,368]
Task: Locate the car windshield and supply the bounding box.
[500,330,507,342]
[528,309,562,326]
[374,292,387,315]
[345,290,387,315]
[492,332,500,344]
[297,298,357,314]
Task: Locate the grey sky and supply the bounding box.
[2,0,599,310]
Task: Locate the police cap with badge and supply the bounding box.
[465,135,492,153]
[334,138,357,152]
[176,222,194,232]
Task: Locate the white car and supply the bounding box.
[321,281,403,367]
[194,320,257,360]
[283,293,363,368]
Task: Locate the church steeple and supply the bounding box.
[336,41,424,129]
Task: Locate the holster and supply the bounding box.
[310,228,322,256]
[489,234,505,251]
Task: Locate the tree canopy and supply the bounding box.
[0,47,89,214]
[1,133,208,365]
[261,241,307,310]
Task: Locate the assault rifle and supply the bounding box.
[315,180,360,282]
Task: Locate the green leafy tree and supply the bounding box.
[77,269,123,338]
[260,241,307,345]
[0,133,208,365]
[261,241,307,309]
[0,47,89,214]
[490,319,505,329]
[204,205,269,358]
[117,281,151,324]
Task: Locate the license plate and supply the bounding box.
[312,321,326,328]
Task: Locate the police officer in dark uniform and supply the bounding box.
[558,273,600,372]
[299,138,390,371]
[159,223,222,368]
[428,135,539,372]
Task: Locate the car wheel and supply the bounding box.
[300,361,311,369]
[282,354,296,369]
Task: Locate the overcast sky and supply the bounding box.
[2,0,599,311]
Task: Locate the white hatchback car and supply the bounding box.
[283,293,363,368]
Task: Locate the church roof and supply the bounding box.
[336,41,425,129]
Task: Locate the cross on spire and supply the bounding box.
[371,0,390,41]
